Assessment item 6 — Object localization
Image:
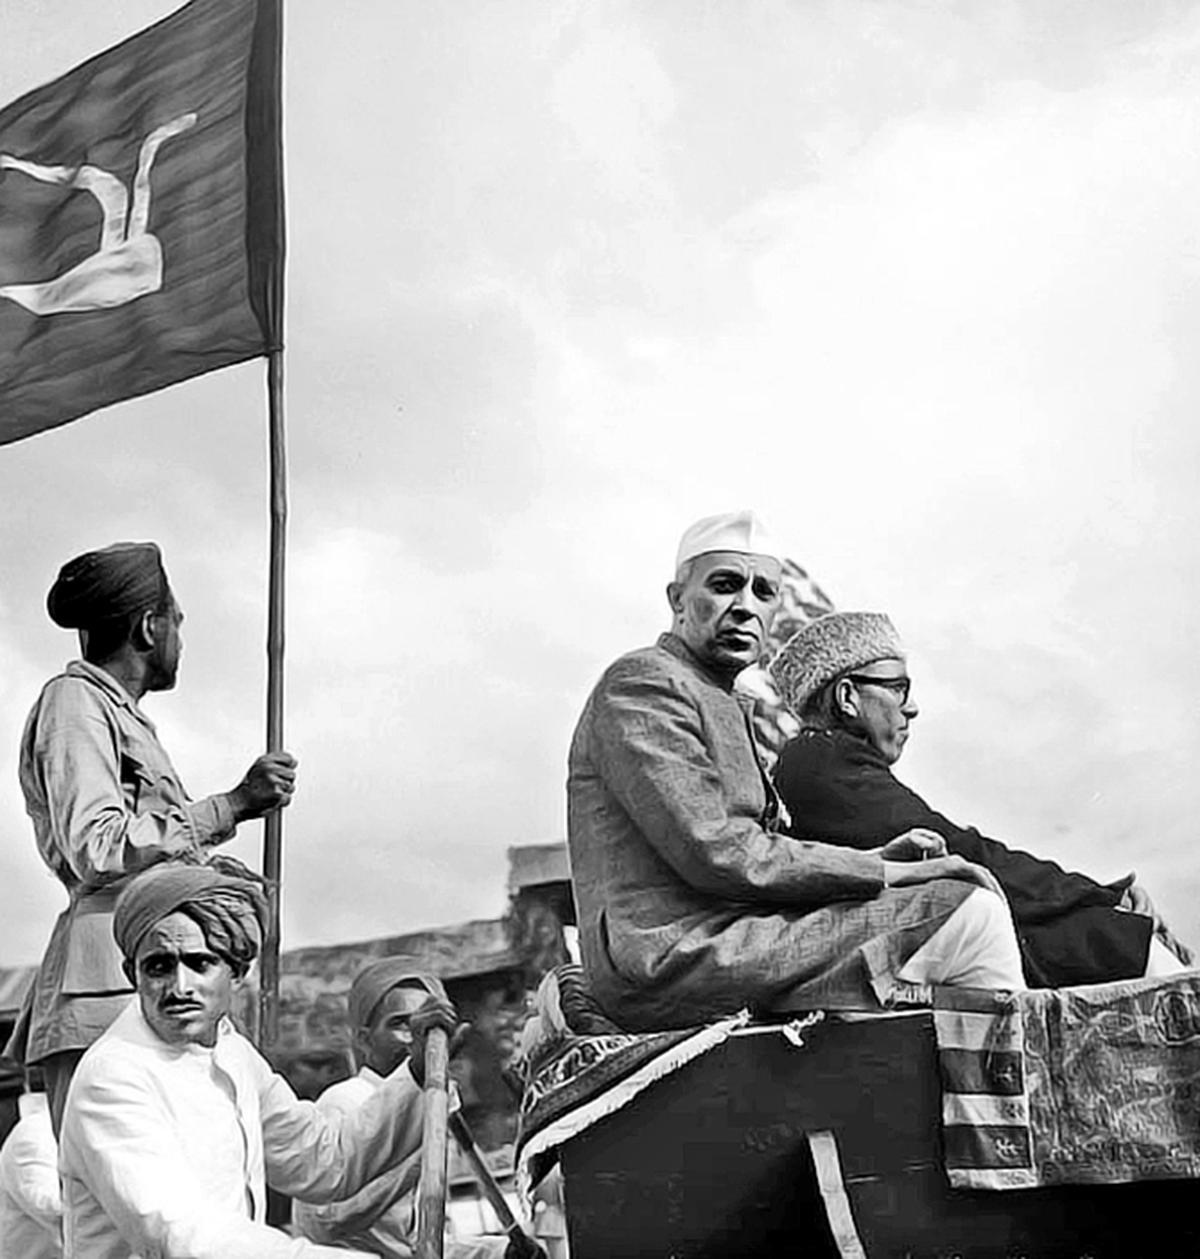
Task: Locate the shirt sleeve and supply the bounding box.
[60,1064,373,1259]
[29,680,236,885]
[921,815,1120,923]
[291,1081,420,1245]
[257,1057,428,1206]
[587,659,886,905]
[778,733,1121,922]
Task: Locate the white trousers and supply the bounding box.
[896,887,1026,991]
[1145,936,1188,977]
[897,889,1189,992]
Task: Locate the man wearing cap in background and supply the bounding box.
[567,510,1027,1033]
[294,960,513,1258]
[59,863,459,1258]
[5,541,298,1136]
[771,611,1193,988]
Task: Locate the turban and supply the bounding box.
[347,958,448,1030]
[675,510,780,574]
[769,612,905,714]
[114,863,267,974]
[47,542,170,630]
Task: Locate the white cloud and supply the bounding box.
[3,0,1200,964]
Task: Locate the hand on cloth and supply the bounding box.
[1118,877,1196,966]
[1119,878,1157,919]
[884,853,1006,901]
[878,828,948,862]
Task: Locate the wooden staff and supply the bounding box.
[450,1112,544,1258]
[415,1026,451,1259]
[258,345,287,1046]
[255,0,288,1050]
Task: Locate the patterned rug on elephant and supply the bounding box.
[934,973,1200,1189]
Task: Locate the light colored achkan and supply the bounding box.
[567,632,981,1030]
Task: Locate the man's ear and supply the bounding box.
[835,677,859,719]
[352,1024,372,1060]
[131,608,157,651]
[121,957,137,987]
[666,581,684,615]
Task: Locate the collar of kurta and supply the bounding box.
[112,995,238,1060]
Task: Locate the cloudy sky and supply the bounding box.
[2,0,1199,969]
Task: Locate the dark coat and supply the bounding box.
[774,728,1151,988]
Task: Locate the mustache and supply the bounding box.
[716,621,762,636]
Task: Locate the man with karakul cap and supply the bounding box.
[58,864,460,1259]
[567,511,1026,1031]
[294,959,521,1258]
[771,611,1193,988]
[8,542,298,1137]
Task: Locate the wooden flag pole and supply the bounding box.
[259,344,287,1046]
[251,0,288,1051]
[415,1027,452,1259]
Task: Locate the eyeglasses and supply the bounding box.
[847,674,912,704]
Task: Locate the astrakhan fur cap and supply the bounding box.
[769,611,904,714]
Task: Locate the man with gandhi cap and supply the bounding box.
[7,541,297,1136]
[294,960,511,1258]
[567,510,1026,1032]
[58,863,460,1258]
[771,610,1192,988]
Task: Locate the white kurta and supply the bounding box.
[292,1069,506,1259]
[0,1095,62,1259]
[292,1069,416,1255]
[59,1002,428,1258]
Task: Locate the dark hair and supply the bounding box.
[82,585,174,663]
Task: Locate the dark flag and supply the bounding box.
[0,0,284,445]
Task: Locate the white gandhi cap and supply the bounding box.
[675,510,781,573]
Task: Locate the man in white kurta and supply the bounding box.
[292,962,510,1259]
[0,1091,62,1259]
[57,863,452,1259]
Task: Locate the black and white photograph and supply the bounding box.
[2,2,1200,1255]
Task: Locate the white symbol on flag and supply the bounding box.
[0,112,196,316]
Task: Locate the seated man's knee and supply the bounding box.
[899,888,1025,991]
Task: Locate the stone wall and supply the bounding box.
[259,896,572,1156]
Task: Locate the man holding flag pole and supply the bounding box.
[0,0,292,1052]
[8,539,298,1137]
[0,3,484,1252]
